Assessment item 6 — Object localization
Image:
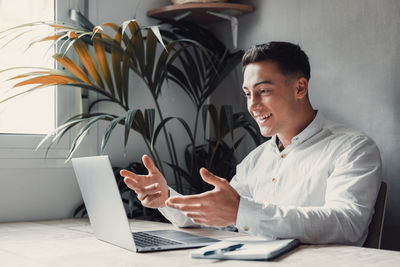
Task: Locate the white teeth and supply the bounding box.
[259,113,272,119]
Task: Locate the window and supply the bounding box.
[0,0,87,161]
[0,0,55,134]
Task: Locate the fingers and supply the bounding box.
[120,169,139,180]
[120,168,150,190]
[138,190,160,201]
[185,212,209,226]
[120,169,145,190]
[124,177,139,188]
[200,168,227,187]
[138,191,163,209]
[127,180,160,195]
[167,193,207,205]
[142,191,162,203]
[185,212,203,218]
[142,155,159,175]
[166,203,203,212]
[120,155,158,181]
[165,199,205,221]
[137,184,161,201]
[141,183,160,194]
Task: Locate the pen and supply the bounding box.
[203,243,244,256]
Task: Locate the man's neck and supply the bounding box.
[277,109,317,149]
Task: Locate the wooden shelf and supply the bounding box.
[147,3,254,24]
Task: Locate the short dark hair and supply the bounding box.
[242,42,311,81]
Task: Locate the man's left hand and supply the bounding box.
[165,168,240,227]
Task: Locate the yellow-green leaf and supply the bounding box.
[93,35,115,97]
[14,74,77,87]
[73,39,105,89]
[53,54,92,85]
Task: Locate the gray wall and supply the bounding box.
[212,0,400,250]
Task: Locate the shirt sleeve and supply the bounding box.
[230,167,252,197]
[235,135,382,246]
[158,187,199,228]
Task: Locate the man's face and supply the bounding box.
[242,61,299,137]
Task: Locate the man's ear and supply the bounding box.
[295,77,308,99]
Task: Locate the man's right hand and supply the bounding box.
[120,155,169,209]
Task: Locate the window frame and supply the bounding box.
[0,0,91,168]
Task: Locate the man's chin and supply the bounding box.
[259,127,274,138]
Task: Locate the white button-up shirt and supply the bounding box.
[159,112,382,246]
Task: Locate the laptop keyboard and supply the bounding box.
[132,232,183,248]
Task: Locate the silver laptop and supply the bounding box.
[71,155,218,252]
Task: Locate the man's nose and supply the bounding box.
[248,95,260,110]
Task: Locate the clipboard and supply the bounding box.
[191,238,300,261]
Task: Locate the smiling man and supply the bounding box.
[120,42,382,246]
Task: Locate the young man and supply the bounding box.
[120,42,382,246]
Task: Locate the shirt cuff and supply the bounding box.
[158,187,180,215]
[235,196,253,232]
[158,187,198,228]
[235,196,275,238]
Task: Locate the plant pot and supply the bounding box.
[171,0,228,4]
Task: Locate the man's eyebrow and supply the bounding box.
[242,80,273,90]
[254,80,273,87]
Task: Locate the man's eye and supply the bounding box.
[260,89,269,94]
[243,92,251,98]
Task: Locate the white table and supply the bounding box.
[0,219,399,266]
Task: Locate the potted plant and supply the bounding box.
[0,10,265,219]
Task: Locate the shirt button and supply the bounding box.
[281,154,286,159]
[243,226,249,231]
[272,178,276,183]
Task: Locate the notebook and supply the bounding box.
[71,155,219,252]
[191,238,300,260]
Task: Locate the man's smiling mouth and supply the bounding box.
[255,113,272,123]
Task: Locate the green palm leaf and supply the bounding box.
[151,117,194,150]
[110,26,123,103]
[145,28,157,88]
[220,105,234,142]
[101,117,125,153]
[145,109,155,141]
[124,109,139,149]
[202,104,219,139]
[121,41,131,106]
[35,118,86,152]
[128,21,145,75]
[67,114,115,161]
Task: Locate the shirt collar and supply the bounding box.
[269,111,324,148]
[291,111,324,145]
